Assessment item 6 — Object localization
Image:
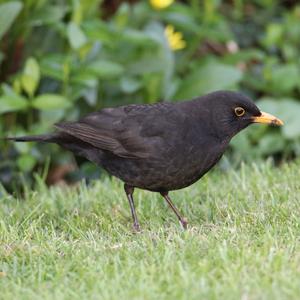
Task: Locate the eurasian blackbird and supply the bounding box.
[7,91,283,230]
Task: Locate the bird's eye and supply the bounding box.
[234,107,245,117]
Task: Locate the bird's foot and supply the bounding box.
[180,218,188,230]
[133,223,141,233]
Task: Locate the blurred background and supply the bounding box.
[1,0,300,190]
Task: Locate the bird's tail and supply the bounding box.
[5,133,59,143]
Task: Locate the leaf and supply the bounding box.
[128,55,167,75]
[270,64,299,94]
[257,97,300,139]
[71,72,98,88]
[82,87,98,106]
[120,77,141,94]
[86,60,124,79]
[121,29,156,46]
[40,109,65,125]
[143,73,163,102]
[224,49,265,65]
[175,62,243,100]
[163,12,200,33]
[30,5,67,26]
[230,130,253,158]
[264,23,283,46]
[14,138,31,153]
[21,57,40,97]
[40,54,66,81]
[0,93,28,114]
[83,20,115,45]
[17,154,36,172]
[0,1,23,40]
[32,94,71,111]
[128,25,174,79]
[257,133,286,156]
[67,22,87,50]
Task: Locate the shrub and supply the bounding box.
[0,0,299,189]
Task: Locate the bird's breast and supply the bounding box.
[101,137,228,192]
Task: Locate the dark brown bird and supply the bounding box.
[7,91,283,230]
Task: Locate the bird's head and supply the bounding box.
[200,91,283,139]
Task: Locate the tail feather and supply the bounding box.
[5,133,59,143]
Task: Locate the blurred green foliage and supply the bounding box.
[0,0,300,188]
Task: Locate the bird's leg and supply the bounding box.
[160,192,188,229]
[124,184,140,231]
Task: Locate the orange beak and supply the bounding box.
[252,111,284,126]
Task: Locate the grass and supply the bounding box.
[0,159,300,300]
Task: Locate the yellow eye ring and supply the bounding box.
[235,107,245,117]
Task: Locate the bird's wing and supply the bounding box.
[55,103,181,159]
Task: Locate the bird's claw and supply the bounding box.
[133,223,141,232]
[180,218,188,229]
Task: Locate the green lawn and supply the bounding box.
[1,160,300,300]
